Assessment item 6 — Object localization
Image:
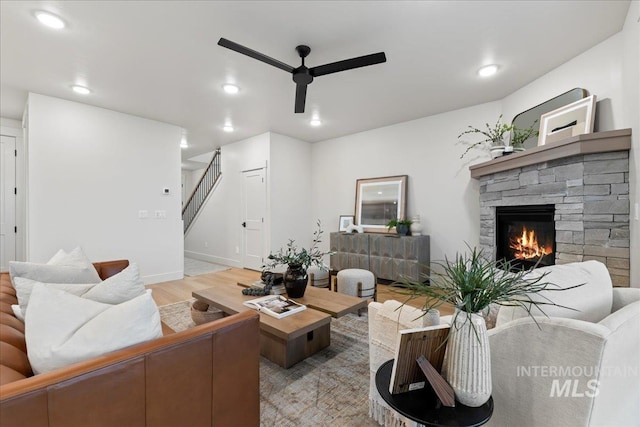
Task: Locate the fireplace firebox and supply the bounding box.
[496,205,555,269]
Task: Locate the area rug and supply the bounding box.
[183,257,230,276]
[159,301,379,427]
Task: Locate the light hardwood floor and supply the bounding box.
[147,267,454,316]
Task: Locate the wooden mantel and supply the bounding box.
[469,129,632,179]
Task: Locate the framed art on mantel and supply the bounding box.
[355,175,407,233]
[538,95,596,146]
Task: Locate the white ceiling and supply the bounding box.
[0,1,630,168]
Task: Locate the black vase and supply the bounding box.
[284,264,308,298]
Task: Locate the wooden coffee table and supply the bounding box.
[193,282,369,368]
[236,281,369,317]
[193,283,331,368]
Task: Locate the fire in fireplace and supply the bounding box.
[496,205,555,269]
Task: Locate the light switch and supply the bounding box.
[154,210,167,219]
[138,210,149,219]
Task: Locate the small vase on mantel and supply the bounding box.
[410,215,423,236]
[443,309,492,407]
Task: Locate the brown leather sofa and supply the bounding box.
[0,260,260,426]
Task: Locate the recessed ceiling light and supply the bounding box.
[71,85,91,95]
[222,84,240,94]
[223,125,234,132]
[477,64,499,78]
[180,130,188,149]
[35,11,65,29]
[310,118,322,127]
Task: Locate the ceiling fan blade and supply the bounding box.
[294,83,308,113]
[310,52,386,77]
[218,38,295,74]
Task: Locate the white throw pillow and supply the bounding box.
[47,247,96,272]
[11,304,25,322]
[25,285,162,374]
[82,263,145,304]
[12,263,145,318]
[9,262,102,285]
[47,249,68,265]
[495,260,613,327]
[13,277,96,317]
[10,247,101,284]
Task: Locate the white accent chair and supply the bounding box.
[486,260,640,427]
[368,261,640,427]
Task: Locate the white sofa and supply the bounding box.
[368,261,640,427]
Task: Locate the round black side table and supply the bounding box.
[375,359,493,427]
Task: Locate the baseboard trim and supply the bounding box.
[184,250,242,268]
[142,270,183,285]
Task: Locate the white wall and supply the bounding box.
[184,131,313,268]
[501,4,639,286]
[311,101,502,266]
[25,94,183,284]
[269,133,312,253]
[184,133,269,266]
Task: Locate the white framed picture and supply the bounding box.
[538,95,596,146]
[339,215,354,231]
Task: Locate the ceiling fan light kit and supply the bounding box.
[218,38,386,113]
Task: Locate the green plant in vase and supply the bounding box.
[263,220,333,298]
[510,121,539,150]
[458,115,513,159]
[393,245,582,407]
[386,218,413,236]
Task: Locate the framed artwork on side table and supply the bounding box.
[339,215,354,231]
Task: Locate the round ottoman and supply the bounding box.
[336,269,376,315]
[308,266,330,288]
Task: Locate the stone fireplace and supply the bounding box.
[471,129,632,287]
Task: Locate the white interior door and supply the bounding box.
[1,135,16,271]
[242,168,266,271]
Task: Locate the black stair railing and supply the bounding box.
[182,148,221,232]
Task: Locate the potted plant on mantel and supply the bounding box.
[263,221,333,298]
[393,246,581,407]
[386,218,413,236]
[459,115,540,159]
[510,121,539,152]
[459,115,513,159]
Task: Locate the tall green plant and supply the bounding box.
[264,220,333,271]
[393,246,582,328]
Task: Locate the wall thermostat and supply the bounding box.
[162,188,170,195]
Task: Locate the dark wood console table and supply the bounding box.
[375,360,493,427]
[329,232,430,283]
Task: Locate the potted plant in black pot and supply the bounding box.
[263,221,333,298]
[387,218,413,236]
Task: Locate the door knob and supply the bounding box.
[242,221,246,228]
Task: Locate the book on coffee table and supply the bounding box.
[243,295,306,319]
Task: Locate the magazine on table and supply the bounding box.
[243,295,306,319]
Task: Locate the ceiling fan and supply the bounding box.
[218,38,387,114]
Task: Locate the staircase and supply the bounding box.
[182,148,221,232]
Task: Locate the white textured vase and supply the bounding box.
[444,310,492,407]
[410,215,423,236]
